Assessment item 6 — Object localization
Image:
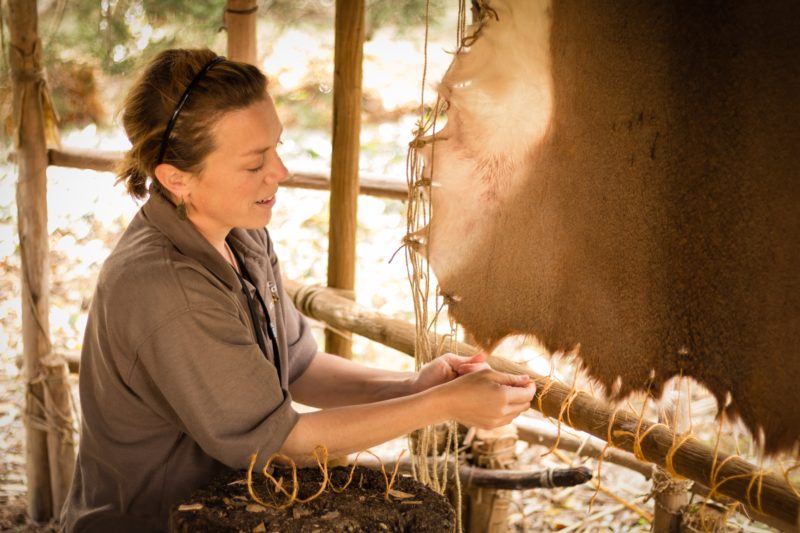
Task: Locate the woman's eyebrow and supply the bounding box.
[241,130,283,156]
[241,147,269,157]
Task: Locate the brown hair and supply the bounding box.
[117,49,268,199]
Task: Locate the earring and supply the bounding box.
[176,197,187,221]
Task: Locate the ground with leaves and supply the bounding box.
[170,466,454,532]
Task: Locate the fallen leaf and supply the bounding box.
[400,501,422,505]
[252,523,266,532]
[321,511,340,520]
[228,479,247,486]
[388,489,415,499]
[177,503,203,511]
[246,503,268,513]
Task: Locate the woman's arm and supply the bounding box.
[289,351,414,407]
[289,351,493,408]
[280,368,535,464]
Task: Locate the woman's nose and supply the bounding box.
[269,152,289,184]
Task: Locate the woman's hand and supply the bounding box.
[410,352,492,394]
[438,369,536,429]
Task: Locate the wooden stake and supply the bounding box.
[464,426,517,533]
[283,279,800,531]
[9,0,55,520]
[40,355,76,515]
[325,0,365,358]
[652,380,692,532]
[225,0,258,65]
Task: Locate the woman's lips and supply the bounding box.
[255,195,276,208]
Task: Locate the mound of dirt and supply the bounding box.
[169,465,455,533]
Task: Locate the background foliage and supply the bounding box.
[0,0,446,138]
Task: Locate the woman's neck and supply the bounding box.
[189,215,236,270]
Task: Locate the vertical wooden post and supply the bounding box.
[326,0,365,358]
[8,0,54,520]
[41,355,76,517]
[652,381,692,532]
[224,0,258,65]
[462,426,518,533]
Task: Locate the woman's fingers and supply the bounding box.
[441,351,486,370]
[456,362,491,375]
[442,369,536,429]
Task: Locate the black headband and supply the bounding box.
[156,55,226,165]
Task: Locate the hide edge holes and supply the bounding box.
[439,289,462,307]
[402,231,428,257]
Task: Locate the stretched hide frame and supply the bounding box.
[422,0,800,454]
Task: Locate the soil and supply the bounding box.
[168,465,455,533]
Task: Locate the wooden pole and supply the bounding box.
[40,355,76,515]
[283,280,800,531]
[326,0,365,358]
[43,147,408,200]
[652,382,692,532]
[8,0,54,520]
[224,0,257,65]
[464,426,518,533]
[360,455,592,491]
[516,417,653,479]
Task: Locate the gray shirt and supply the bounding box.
[61,191,317,532]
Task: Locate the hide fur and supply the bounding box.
[424,0,800,454]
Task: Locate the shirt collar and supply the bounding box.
[141,191,240,291]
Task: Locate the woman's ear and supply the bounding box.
[154,163,191,201]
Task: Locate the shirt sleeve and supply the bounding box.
[265,231,318,383]
[131,304,297,469]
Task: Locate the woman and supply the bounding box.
[61,48,535,532]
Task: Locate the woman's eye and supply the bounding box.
[247,165,264,173]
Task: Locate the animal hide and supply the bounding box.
[422,0,800,454]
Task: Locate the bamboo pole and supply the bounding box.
[283,280,800,531]
[325,0,365,358]
[8,0,53,520]
[41,147,408,200]
[224,0,257,65]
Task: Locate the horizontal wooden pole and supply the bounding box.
[39,148,407,200]
[515,416,792,532]
[283,279,800,531]
[463,465,592,491]
[515,416,653,479]
[358,456,592,491]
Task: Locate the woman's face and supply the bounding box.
[185,97,288,237]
